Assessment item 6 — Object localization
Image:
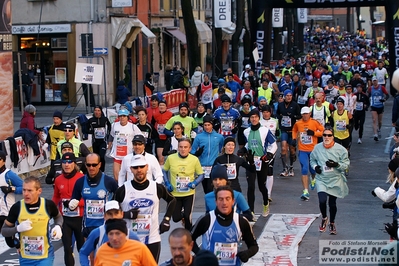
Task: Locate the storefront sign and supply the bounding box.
[214,0,231,28]
[11,24,71,34]
[298,8,308,23]
[112,0,132,7]
[74,63,103,85]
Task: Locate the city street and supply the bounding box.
[0,97,396,265]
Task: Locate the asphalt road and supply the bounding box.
[1,96,397,266]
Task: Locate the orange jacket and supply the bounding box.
[292,118,324,152]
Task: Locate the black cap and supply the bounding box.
[0,151,6,161]
[210,164,228,180]
[53,111,63,120]
[221,94,231,103]
[61,152,76,162]
[61,141,74,151]
[105,219,128,235]
[356,83,363,87]
[179,102,190,110]
[202,115,213,124]
[336,97,345,104]
[159,99,167,105]
[218,87,226,94]
[249,109,260,117]
[64,122,76,130]
[132,135,146,144]
[223,136,235,147]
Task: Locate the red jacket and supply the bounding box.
[146,106,159,125]
[52,171,85,217]
[153,110,173,140]
[20,111,40,135]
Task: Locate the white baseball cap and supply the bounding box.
[130,154,147,167]
[105,200,120,212]
[301,106,311,114]
[245,64,251,69]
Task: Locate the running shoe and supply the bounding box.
[310,178,316,190]
[280,168,288,177]
[329,223,337,235]
[251,212,258,222]
[268,197,273,203]
[357,138,362,144]
[300,191,310,201]
[374,134,379,141]
[378,129,381,139]
[319,217,328,232]
[288,167,294,177]
[262,204,270,217]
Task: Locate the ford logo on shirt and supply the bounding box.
[129,198,154,208]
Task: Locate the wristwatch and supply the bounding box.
[164,217,170,221]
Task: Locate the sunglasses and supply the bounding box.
[64,129,74,132]
[323,134,333,137]
[62,160,74,164]
[86,163,99,167]
[131,165,146,169]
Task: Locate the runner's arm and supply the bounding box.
[157,184,176,219]
[239,215,259,258]
[191,214,211,253]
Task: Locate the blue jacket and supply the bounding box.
[116,85,132,104]
[190,130,224,166]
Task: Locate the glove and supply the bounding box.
[325,159,339,168]
[242,211,255,222]
[237,147,248,157]
[17,220,33,233]
[0,186,14,194]
[51,225,63,241]
[124,208,140,219]
[383,201,396,209]
[379,99,386,103]
[306,129,315,136]
[231,126,239,134]
[159,217,171,234]
[291,139,297,147]
[346,124,351,129]
[246,150,255,165]
[237,250,250,263]
[187,182,196,189]
[315,165,322,174]
[68,199,79,210]
[194,146,205,157]
[261,152,274,162]
[62,200,70,209]
[190,131,197,139]
[165,182,174,192]
[167,149,177,155]
[371,190,377,197]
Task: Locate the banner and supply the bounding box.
[297,8,307,23]
[272,8,284,28]
[214,0,231,28]
[250,0,269,64]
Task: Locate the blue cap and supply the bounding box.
[283,89,293,97]
[258,96,266,103]
[118,109,129,116]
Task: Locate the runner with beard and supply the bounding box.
[164,102,198,139]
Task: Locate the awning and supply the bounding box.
[111,17,156,49]
[166,28,187,44]
[195,20,212,44]
[222,23,236,40]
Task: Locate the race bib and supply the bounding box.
[214,242,238,266]
[323,165,334,173]
[176,176,190,192]
[281,116,292,127]
[132,214,151,242]
[225,163,237,179]
[22,236,45,257]
[94,127,106,139]
[62,199,79,217]
[157,124,165,135]
[378,76,384,83]
[355,102,363,111]
[142,131,149,139]
[297,96,306,105]
[221,120,233,132]
[116,135,128,157]
[300,132,313,145]
[86,199,105,219]
[197,125,204,134]
[336,120,346,131]
[241,117,250,128]
[254,156,262,171]
[203,166,212,179]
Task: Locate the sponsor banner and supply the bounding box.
[265,0,385,8]
[250,0,269,64]
[298,8,308,23]
[272,8,284,28]
[387,0,399,95]
[214,0,231,28]
[319,240,397,264]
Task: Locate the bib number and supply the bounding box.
[225,163,237,179]
[203,166,212,179]
[300,132,313,145]
[254,156,262,171]
[214,242,238,265]
[86,200,105,219]
[323,165,334,172]
[336,120,346,131]
[282,116,292,127]
[94,127,106,139]
[22,236,45,257]
[132,214,151,243]
[297,96,306,105]
[221,120,233,132]
[355,102,363,111]
[62,199,79,217]
[157,124,165,135]
[176,176,190,192]
[116,135,128,157]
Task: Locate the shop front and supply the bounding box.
[12,24,71,105]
